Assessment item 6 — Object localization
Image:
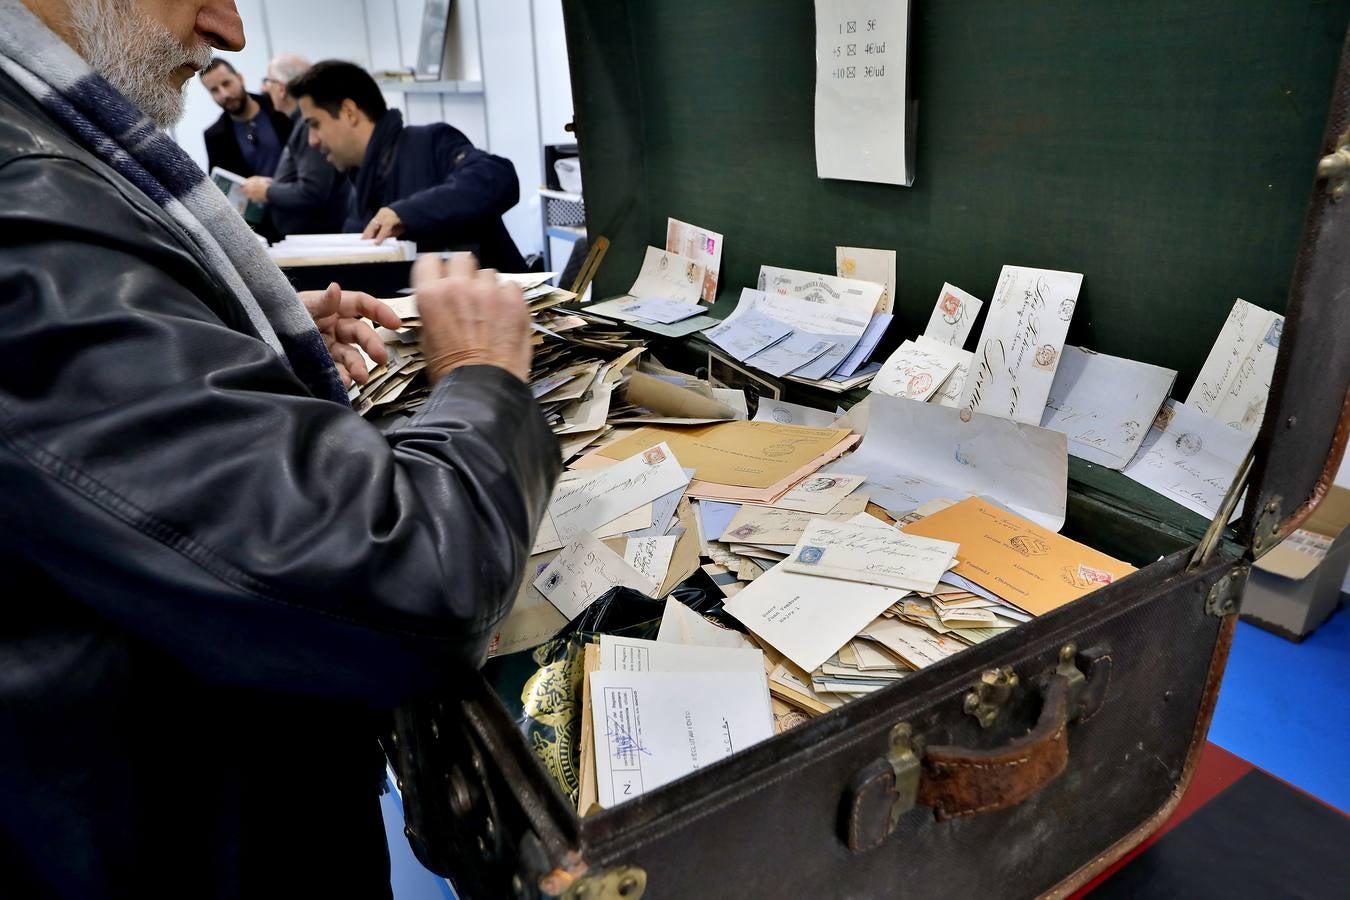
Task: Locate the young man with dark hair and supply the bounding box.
[241,54,351,236]
[200,56,292,179]
[289,59,528,271]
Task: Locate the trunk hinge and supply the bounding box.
[557,866,648,900]
[1205,564,1251,618]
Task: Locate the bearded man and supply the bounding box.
[0,2,559,898]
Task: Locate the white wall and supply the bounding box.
[171,0,574,259]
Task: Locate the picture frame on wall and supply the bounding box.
[415,0,454,79]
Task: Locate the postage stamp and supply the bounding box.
[797,546,826,565]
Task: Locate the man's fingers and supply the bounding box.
[334,318,388,365]
[361,218,379,240]
[412,254,449,291]
[339,291,402,329]
[446,251,478,282]
[332,344,368,385]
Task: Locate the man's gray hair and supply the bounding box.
[269,54,311,86]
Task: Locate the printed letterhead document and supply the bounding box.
[666,219,724,303]
[923,283,984,349]
[1041,346,1178,470]
[959,266,1084,425]
[598,634,765,675]
[590,670,774,807]
[814,0,914,186]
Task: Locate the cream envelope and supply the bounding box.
[724,562,903,673]
[655,597,754,649]
[628,245,706,304]
[720,493,870,545]
[918,335,974,408]
[923,283,984,349]
[858,617,967,669]
[959,266,1084,424]
[872,339,963,401]
[836,247,897,314]
[766,472,867,514]
[1185,298,1284,434]
[783,516,959,592]
[757,265,885,311]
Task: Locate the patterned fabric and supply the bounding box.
[0,0,347,404]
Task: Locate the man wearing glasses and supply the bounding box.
[200,57,291,188]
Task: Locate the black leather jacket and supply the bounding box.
[0,72,559,898]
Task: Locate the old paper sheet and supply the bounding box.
[783,516,958,592]
[535,533,659,619]
[656,597,755,649]
[721,492,870,544]
[768,472,867,514]
[872,339,963,401]
[628,246,705,304]
[959,266,1084,424]
[814,0,913,186]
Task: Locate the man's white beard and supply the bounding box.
[67,0,213,128]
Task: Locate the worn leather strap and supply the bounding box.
[917,677,1071,821]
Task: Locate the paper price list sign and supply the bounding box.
[815,1,913,186]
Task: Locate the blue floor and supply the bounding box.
[382,601,1350,899]
[1210,599,1350,812]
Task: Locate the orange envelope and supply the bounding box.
[592,422,853,490]
[901,498,1134,616]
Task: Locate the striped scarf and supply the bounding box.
[0,0,348,404]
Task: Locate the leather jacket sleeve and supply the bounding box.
[0,153,561,707]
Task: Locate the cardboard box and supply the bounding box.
[1241,486,1350,641]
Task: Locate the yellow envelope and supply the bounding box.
[901,497,1134,616]
[595,422,852,490]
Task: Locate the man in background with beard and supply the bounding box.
[200,56,291,180]
[0,1,558,898]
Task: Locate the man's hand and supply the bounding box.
[300,283,404,387]
[362,207,406,244]
[241,176,272,203]
[414,253,531,385]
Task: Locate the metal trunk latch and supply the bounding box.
[1206,564,1251,618]
[1319,127,1350,202]
[561,866,647,900]
[886,722,922,828]
[964,667,1019,728]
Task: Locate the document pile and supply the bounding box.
[350,274,656,434]
[581,245,720,338]
[720,497,1133,721]
[267,233,418,266]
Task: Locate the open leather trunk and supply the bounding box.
[385,3,1350,897]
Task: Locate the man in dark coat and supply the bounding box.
[289,60,528,271]
[0,1,558,897]
[200,57,293,178]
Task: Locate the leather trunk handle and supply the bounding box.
[842,673,1078,853]
[916,675,1070,820]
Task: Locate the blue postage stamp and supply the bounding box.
[797,546,826,565]
[1264,319,1283,348]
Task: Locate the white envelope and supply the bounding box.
[752,398,841,428]
[923,283,984,348]
[1123,400,1256,520]
[1185,298,1284,435]
[783,517,958,592]
[666,218,724,303]
[1041,346,1178,469]
[535,533,659,619]
[724,562,902,673]
[655,598,756,649]
[917,335,974,409]
[959,266,1084,424]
